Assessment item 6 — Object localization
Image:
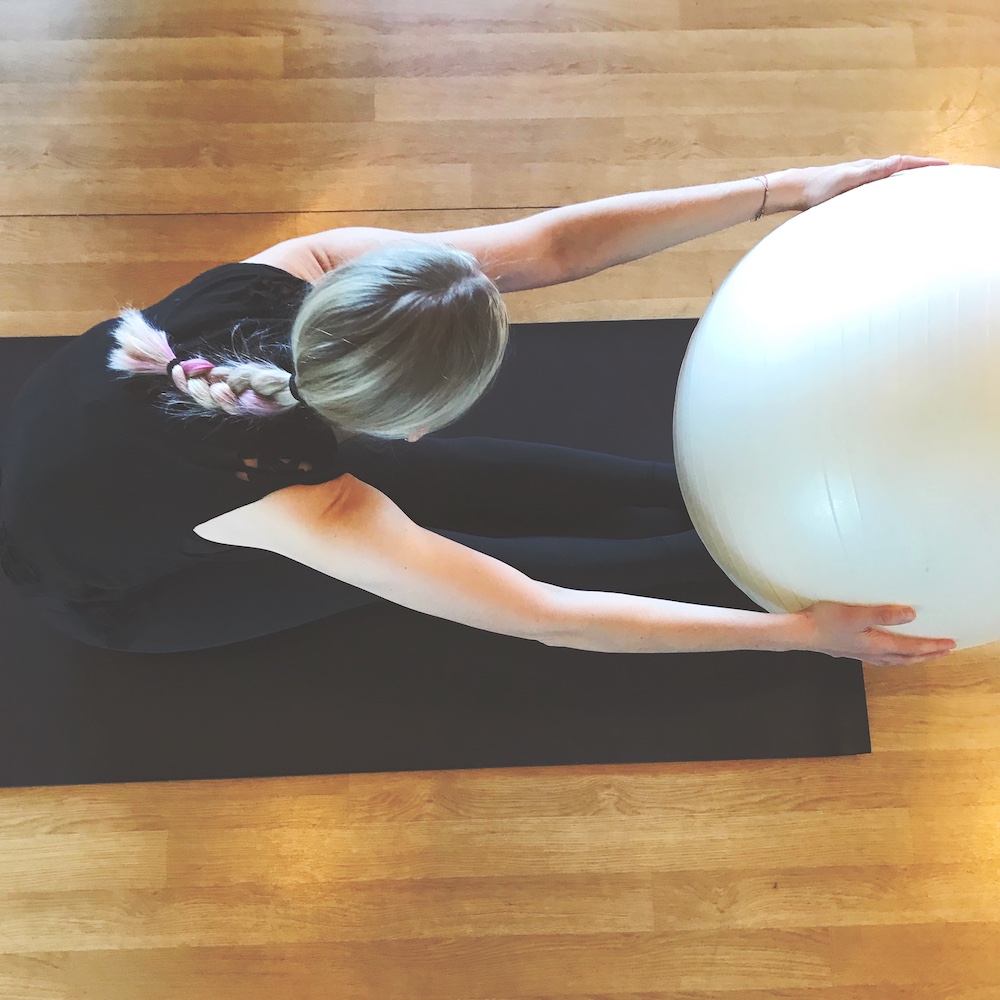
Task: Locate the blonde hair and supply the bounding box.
[107,242,510,440]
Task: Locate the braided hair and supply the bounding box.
[107,308,298,418]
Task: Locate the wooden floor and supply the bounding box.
[3,1,1000,997]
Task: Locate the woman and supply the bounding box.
[0,155,957,664]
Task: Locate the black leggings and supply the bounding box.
[40,436,729,653]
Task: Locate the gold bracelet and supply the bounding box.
[753,175,769,220]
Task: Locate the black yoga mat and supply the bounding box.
[0,319,869,788]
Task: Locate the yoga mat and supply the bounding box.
[0,319,870,788]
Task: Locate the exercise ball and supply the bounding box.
[673,163,1000,651]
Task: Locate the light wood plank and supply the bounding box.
[831,922,1000,988]
[910,807,1000,866]
[3,112,976,175]
[0,37,285,82]
[653,864,1000,930]
[0,118,631,171]
[375,69,1000,121]
[0,79,375,124]
[0,875,655,952]
[867,694,1000,752]
[0,164,472,216]
[284,27,919,78]
[0,0,684,43]
[0,933,834,996]
[679,0,1000,32]
[0,832,167,893]
[160,812,914,886]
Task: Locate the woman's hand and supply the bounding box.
[796,600,956,666]
[769,155,951,214]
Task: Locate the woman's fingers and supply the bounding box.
[869,630,955,665]
[883,155,950,176]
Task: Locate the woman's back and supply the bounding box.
[0,263,343,642]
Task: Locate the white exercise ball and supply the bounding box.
[673,163,1000,651]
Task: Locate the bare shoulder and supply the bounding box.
[240,227,407,283]
[193,474,360,550]
[241,238,327,283]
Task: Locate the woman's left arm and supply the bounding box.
[249,155,947,290]
[502,155,948,284]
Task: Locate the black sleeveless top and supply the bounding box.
[0,263,343,610]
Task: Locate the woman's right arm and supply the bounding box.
[194,476,955,665]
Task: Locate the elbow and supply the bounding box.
[520,582,577,649]
[546,227,583,286]
[547,221,612,286]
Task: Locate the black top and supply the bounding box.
[0,263,343,608]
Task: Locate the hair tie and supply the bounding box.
[287,373,304,403]
[166,357,182,376]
